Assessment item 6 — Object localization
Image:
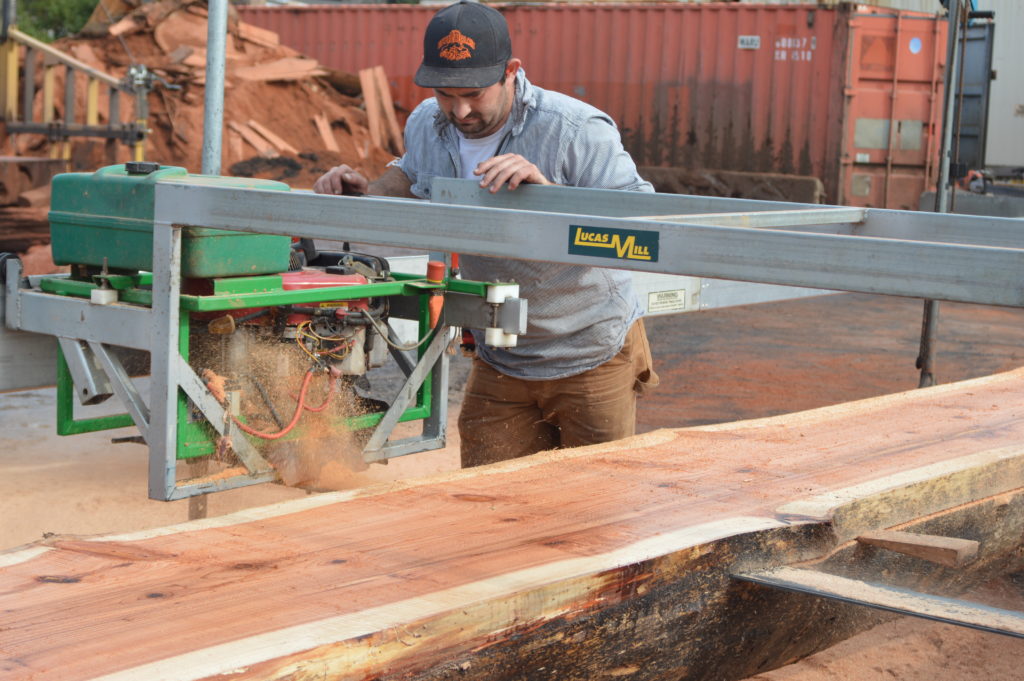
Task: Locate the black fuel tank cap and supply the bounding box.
[125,161,161,175]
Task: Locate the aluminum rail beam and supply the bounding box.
[734,566,1024,639]
[433,179,1024,249]
[154,182,1024,308]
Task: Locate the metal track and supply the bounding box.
[733,566,1024,639]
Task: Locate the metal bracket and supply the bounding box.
[363,326,450,462]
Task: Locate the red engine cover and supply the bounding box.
[280,270,370,325]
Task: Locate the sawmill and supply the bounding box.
[1,1,1023,680]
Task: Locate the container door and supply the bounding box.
[950,20,995,171]
[842,11,947,209]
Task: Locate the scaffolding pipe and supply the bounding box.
[918,0,965,389]
[201,0,227,175]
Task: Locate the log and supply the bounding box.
[3,369,1024,680]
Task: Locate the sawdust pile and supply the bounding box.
[188,322,377,491]
[10,0,401,187]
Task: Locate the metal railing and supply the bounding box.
[0,26,148,160]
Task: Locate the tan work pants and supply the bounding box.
[458,320,658,468]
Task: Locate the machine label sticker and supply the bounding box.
[648,289,686,313]
[568,225,659,262]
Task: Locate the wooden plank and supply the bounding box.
[227,128,244,163]
[226,120,278,159]
[2,369,1024,679]
[373,64,404,155]
[856,530,980,567]
[247,119,299,156]
[234,58,327,83]
[312,113,339,153]
[237,20,280,49]
[358,67,384,150]
[16,184,51,208]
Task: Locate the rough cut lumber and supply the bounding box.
[313,113,340,153]
[373,65,404,155]
[16,184,51,208]
[856,530,980,568]
[358,66,384,150]
[235,57,328,82]
[237,20,280,49]
[227,120,277,159]
[3,369,1024,681]
[247,119,299,156]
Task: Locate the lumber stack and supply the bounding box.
[11,0,405,188]
[3,369,1024,681]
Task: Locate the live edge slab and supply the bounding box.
[4,370,1024,681]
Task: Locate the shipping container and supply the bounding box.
[239,3,949,209]
[976,0,1024,171]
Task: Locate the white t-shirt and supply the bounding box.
[455,122,509,180]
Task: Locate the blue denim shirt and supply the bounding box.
[395,71,653,379]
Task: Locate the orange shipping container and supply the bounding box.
[239,3,948,210]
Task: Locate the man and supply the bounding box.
[314,0,657,467]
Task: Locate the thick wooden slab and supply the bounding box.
[3,369,1024,680]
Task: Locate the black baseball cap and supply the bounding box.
[414,1,512,89]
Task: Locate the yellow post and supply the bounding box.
[0,40,18,121]
[42,65,56,122]
[86,78,99,126]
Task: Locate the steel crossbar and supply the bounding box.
[154,179,1024,308]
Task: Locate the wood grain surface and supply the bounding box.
[3,368,1024,681]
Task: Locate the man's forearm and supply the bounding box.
[368,165,416,198]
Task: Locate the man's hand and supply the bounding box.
[475,154,552,193]
[313,164,369,195]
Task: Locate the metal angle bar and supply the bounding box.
[733,566,1024,639]
[88,340,151,441]
[154,183,1024,308]
[58,337,113,404]
[168,471,279,501]
[375,436,446,460]
[636,207,867,230]
[148,221,181,501]
[363,327,449,461]
[175,355,273,476]
[6,288,151,349]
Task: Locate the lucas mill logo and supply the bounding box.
[438,29,476,62]
[568,225,659,262]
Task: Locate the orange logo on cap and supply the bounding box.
[438,29,476,61]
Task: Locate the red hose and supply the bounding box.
[302,378,337,413]
[230,369,316,440]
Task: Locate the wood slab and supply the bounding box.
[3,369,1024,680]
